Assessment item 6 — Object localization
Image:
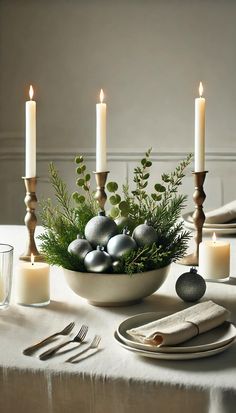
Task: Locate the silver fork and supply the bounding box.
[23,322,75,356]
[65,335,101,363]
[39,324,88,360]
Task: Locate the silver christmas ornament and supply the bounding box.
[68,235,93,260]
[84,246,112,273]
[115,216,133,232]
[107,230,137,259]
[112,260,121,272]
[132,222,158,247]
[85,213,118,247]
[175,267,206,302]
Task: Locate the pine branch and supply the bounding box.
[116,243,173,275]
[38,231,85,271]
[48,163,75,225]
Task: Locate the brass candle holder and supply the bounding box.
[94,171,109,210]
[179,171,208,266]
[20,177,45,262]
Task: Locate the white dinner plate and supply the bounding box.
[183,211,236,228]
[117,312,236,353]
[182,212,236,235]
[114,332,235,360]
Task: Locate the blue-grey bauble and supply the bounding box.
[132,223,158,247]
[68,236,93,260]
[107,233,137,259]
[175,268,206,302]
[85,214,118,247]
[84,247,112,273]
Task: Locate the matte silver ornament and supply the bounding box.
[68,236,93,260]
[132,223,158,247]
[112,260,121,272]
[115,216,133,232]
[175,267,206,302]
[84,246,112,273]
[107,231,137,259]
[85,213,118,247]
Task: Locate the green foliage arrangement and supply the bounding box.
[39,149,192,274]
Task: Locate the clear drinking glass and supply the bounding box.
[0,244,14,309]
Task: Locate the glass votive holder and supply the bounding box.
[0,244,14,309]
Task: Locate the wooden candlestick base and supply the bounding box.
[20,177,45,262]
[94,171,109,211]
[178,171,208,266]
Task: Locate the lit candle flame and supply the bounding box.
[100,89,104,103]
[29,85,34,100]
[31,253,35,265]
[199,82,203,98]
[212,232,217,243]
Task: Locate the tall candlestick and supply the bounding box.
[25,85,36,178]
[96,89,107,172]
[20,177,44,262]
[178,171,207,266]
[194,82,205,172]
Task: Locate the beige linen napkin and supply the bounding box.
[204,200,236,224]
[127,301,229,347]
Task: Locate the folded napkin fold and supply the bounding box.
[127,301,229,347]
[205,200,236,224]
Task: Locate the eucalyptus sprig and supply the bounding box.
[106,181,130,219]
[132,148,152,206]
[161,153,193,203]
[106,149,193,226]
[72,155,98,214]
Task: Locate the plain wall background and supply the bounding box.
[0,0,236,223]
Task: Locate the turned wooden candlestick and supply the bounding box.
[94,171,109,210]
[20,177,44,262]
[179,171,208,266]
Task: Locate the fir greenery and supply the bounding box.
[39,150,192,274]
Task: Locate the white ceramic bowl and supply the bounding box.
[63,265,170,306]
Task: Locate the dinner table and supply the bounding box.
[0,225,236,413]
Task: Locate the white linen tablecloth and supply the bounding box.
[0,225,236,413]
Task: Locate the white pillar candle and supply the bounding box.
[16,255,50,306]
[194,82,206,172]
[25,85,36,178]
[96,89,107,172]
[199,233,230,279]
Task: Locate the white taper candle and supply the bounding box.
[194,82,205,172]
[25,85,36,177]
[96,89,107,172]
